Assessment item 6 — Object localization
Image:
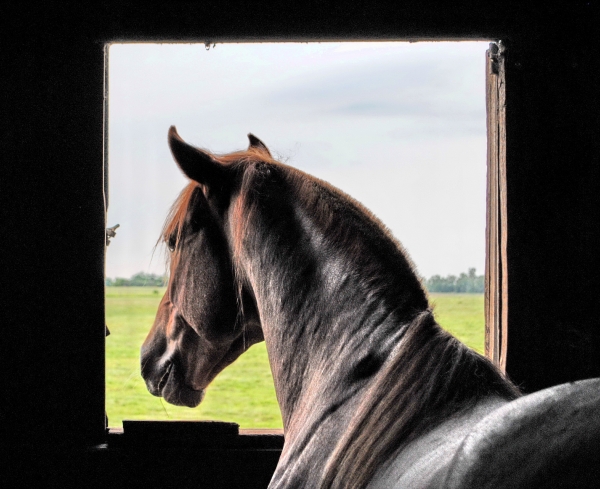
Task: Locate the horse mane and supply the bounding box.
[321,310,520,489]
[161,182,198,248]
[289,168,424,279]
[230,157,432,320]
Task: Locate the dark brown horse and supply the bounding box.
[142,127,600,488]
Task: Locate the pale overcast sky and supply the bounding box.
[106,41,489,280]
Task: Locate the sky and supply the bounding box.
[106,41,490,280]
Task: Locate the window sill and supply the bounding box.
[105,422,284,450]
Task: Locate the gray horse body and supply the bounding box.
[366,395,507,488]
[142,128,600,489]
[443,378,600,489]
[368,378,600,488]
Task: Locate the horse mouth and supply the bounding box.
[157,360,205,408]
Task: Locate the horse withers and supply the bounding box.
[141,127,600,488]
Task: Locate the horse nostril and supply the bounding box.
[157,362,173,392]
[140,351,174,397]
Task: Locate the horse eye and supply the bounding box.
[167,235,177,252]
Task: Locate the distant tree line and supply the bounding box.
[105,272,167,287]
[106,269,483,292]
[425,268,484,293]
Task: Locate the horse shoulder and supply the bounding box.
[442,378,600,489]
[365,395,508,489]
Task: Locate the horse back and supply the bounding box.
[365,395,508,489]
[443,378,600,488]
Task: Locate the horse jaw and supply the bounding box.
[152,331,261,408]
[141,308,263,409]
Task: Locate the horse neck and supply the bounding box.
[233,171,519,489]
[236,172,429,443]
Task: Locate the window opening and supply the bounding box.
[105,41,490,429]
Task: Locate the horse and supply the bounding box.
[141,127,600,488]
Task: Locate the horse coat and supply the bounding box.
[141,128,600,488]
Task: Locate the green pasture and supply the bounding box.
[105,287,484,429]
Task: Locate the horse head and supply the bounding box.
[140,127,266,407]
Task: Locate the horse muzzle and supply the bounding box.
[142,357,205,408]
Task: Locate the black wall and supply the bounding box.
[1,1,599,487]
[504,28,600,391]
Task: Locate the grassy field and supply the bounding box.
[106,287,484,429]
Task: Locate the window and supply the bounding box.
[105,41,492,429]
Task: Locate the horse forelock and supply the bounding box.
[159,182,200,270]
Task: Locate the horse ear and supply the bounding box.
[168,126,228,186]
[247,133,272,157]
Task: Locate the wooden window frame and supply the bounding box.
[485,41,508,371]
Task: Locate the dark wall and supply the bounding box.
[1,0,599,486]
[504,25,600,391]
[1,6,107,446]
